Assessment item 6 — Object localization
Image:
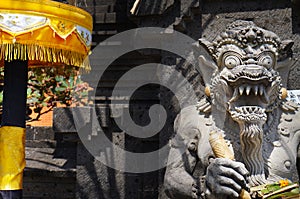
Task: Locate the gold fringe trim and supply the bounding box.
[0,43,91,71]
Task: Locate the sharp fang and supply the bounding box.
[246,86,251,95]
[254,86,258,96]
[261,89,270,103]
[239,85,245,95]
[230,88,239,102]
[259,85,264,96]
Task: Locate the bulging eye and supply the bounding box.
[224,55,241,68]
[258,54,274,68]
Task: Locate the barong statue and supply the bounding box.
[164,20,300,199]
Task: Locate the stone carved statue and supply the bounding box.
[164,20,300,199]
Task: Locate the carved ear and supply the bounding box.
[276,57,295,87]
[281,40,294,53]
[198,38,214,55]
[197,55,218,87]
[275,40,295,87]
[192,39,218,87]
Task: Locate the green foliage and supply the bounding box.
[256,180,300,199]
[0,66,90,121]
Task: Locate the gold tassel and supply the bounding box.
[0,43,91,71]
[280,88,288,100]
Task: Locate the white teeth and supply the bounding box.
[259,85,264,96]
[254,86,258,96]
[235,84,268,101]
[246,86,251,95]
[234,106,266,115]
[239,85,245,95]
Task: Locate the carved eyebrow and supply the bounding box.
[257,50,276,56]
[257,44,278,53]
[218,44,246,56]
[242,50,276,59]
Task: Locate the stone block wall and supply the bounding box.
[51,107,161,199]
[25,1,300,199]
[24,126,76,199]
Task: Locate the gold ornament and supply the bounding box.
[209,131,251,199]
[205,86,211,97]
[280,88,288,100]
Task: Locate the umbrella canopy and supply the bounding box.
[0,0,92,70]
[0,0,93,196]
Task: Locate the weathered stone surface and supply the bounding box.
[23,126,77,199]
[53,107,91,133]
[23,177,75,199]
[53,108,77,132]
[25,1,300,199]
[26,126,55,140]
[76,142,126,199]
[164,20,300,198]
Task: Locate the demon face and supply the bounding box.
[211,44,281,125]
[199,20,293,126]
[197,20,294,186]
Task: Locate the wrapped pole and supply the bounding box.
[0,1,93,198]
[0,60,28,198]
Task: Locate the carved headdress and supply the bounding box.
[201,20,292,66]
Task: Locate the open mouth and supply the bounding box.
[225,75,271,123]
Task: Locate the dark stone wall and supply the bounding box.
[40,1,300,199]
[24,126,76,199]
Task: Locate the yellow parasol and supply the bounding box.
[0,0,92,70]
[0,0,92,195]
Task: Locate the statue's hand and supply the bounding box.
[206,158,249,198]
[191,183,200,199]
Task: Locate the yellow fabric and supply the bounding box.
[0,126,25,190]
[0,0,92,31]
[49,18,76,39]
[0,0,93,70]
[0,27,90,69]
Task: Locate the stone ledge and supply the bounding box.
[53,107,91,133]
[24,168,76,179]
[25,147,76,175]
[26,126,54,140]
[25,140,56,148]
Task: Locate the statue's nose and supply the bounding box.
[239,64,266,75]
[244,58,257,65]
[243,64,264,70]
